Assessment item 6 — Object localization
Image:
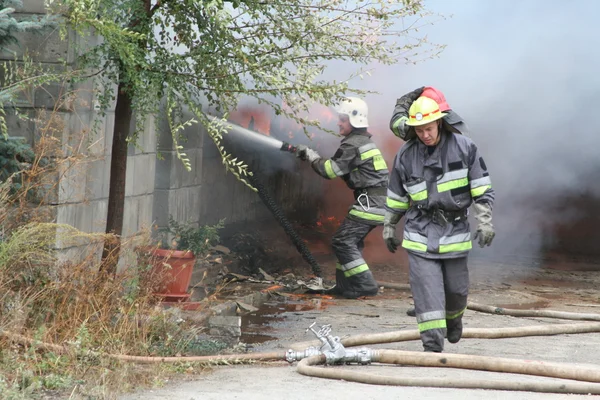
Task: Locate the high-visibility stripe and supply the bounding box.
[387,189,408,202]
[447,307,466,320]
[360,149,382,160]
[418,319,447,332]
[391,116,408,136]
[404,181,426,194]
[437,168,468,184]
[344,263,369,278]
[439,232,471,245]
[471,185,491,197]
[439,241,472,253]
[470,176,492,188]
[349,209,385,222]
[410,108,441,121]
[402,240,427,252]
[404,181,427,201]
[470,176,492,197]
[324,160,342,179]
[417,310,446,323]
[338,258,366,271]
[438,177,469,193]
[373,155,387,171]
[402,231,428,252]
[358,143,377,153]
[386,197,409,210]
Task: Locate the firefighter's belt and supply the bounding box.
[417,206,467,227]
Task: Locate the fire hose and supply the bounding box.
[216,116,322,277]
[7,305,600,395]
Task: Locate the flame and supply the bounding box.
[229,106,272,136]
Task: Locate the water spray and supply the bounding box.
[209,115,322,277]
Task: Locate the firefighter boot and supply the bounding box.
[447,319,463,344]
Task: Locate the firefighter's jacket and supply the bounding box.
[385,130,494,258]
[311,129,389,225]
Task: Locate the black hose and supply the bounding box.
[246,172,322,277]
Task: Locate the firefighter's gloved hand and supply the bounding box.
[473,202,495,248]
[383,212,402,253]
[296,145,321,163]
[395,86,425,110]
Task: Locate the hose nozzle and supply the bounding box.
[280,141,298,153]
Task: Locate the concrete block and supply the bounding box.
[152,189,170,228]
[157,148,202,189]
[137,194,154,232]
[168,186,202,224]
[90,199,108,233]
[155,110,173,151]
[55,204,93,248]
[58,159,87,204]
[4,110,35,147]
[122,197,140,237]
[104,112,115,156]
[135,115,157,155]
[19,1,48,14]
[208,315,241,337]
[124,154,135,197]
[154,151,173,190]
[131,154,156,196]
[85,156,108,200]
[33,110,70,156]
[86,114,107,156]
[0,18,71,63]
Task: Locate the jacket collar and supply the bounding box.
[341,128,371,143]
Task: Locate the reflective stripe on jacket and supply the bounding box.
[312,129,389,225]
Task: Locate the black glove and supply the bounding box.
[396,86,425,110]
[383,224,401,253]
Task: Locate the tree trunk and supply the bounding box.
[101,81,133,275]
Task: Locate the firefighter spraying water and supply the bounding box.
[295,97,387,299]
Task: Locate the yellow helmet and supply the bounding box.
[406,96,447,127]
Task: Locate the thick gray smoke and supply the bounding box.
[221,0,600,266]
[348,0,600,264]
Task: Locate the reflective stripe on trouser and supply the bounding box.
[331,217,379,299]
[408,253,469,352]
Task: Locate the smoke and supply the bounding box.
[222,0,600,267]
[338,0,600,264]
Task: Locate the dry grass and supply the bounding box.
[0,67,225,400]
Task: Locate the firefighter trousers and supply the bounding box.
[331,217,379,299]
[408,253,469,352]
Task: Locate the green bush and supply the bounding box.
[161,216,225,257]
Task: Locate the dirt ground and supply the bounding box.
[120,255,600,400]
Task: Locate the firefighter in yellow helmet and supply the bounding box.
[383,96,495,352]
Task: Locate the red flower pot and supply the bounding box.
[140,247,196,302]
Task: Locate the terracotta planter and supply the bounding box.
[139,247,196,302]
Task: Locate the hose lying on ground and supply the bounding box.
[289,321,600,350]
[378,281,600,322]
[297,353,600,395]
[7,304,600,395]
[467,302,600,321]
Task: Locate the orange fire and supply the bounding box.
[229,107,272,136]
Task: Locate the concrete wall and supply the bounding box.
[1,2,156,245]
[4,1,323,255]
[153,107,323,236]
